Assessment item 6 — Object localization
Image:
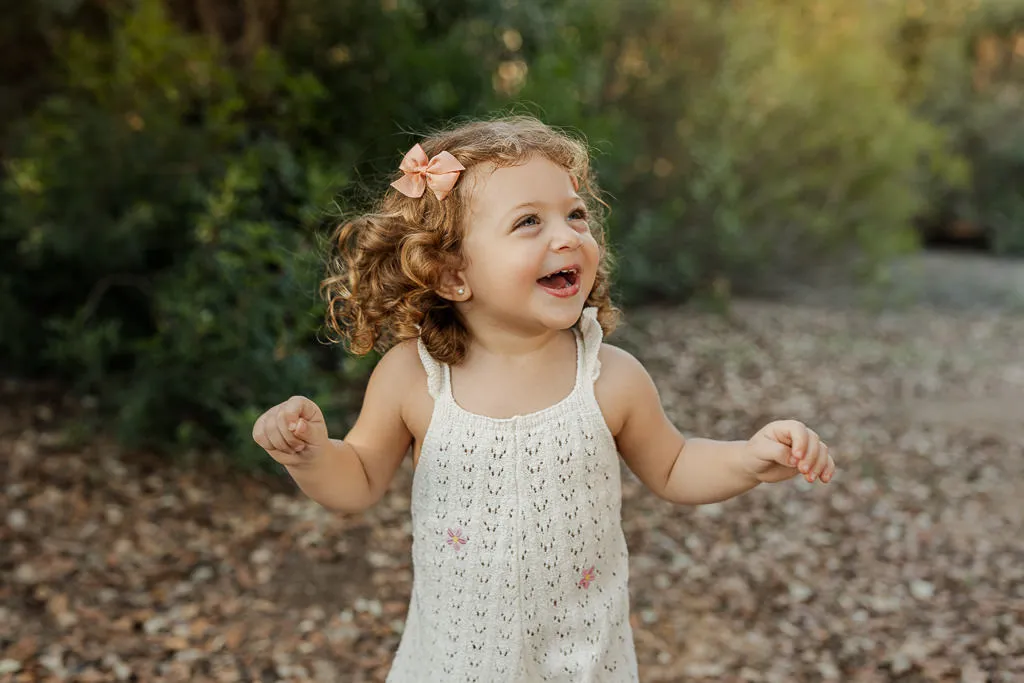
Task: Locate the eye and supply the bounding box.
[569,207,589,221]
[514,214,540,230]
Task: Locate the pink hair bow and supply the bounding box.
[390,144,466,201]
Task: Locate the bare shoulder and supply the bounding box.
[372,338,433,441]
[594,343,654,436]
[374,337,426,380]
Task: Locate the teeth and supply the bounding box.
[540,267,577,279]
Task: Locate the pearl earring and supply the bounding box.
[457,288,465,296]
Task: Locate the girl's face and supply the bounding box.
[456,155,600,334]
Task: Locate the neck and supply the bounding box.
[458,310,570,365]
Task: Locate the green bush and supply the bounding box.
[901,0,1024,254]
[0,0,343,462]
[516,0,966,300]
[0,0,1009,464]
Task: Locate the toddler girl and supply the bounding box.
[252,116,836,682]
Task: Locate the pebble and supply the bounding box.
[986,637,1007,655]
[6,509,27,531]
[39,647,66,677]
[354,598,383,617]
[190,565,215,583]
[788,582,813,603]
[143,615,168,634]
[684,662,726,676]
[890,652,913,674]
[250,547,273,565]
[0,660,21,675]
[327,623,360,643]
[817,659,841,679]
[105,506,124,525]
[312,660,340,682]
[910,579,935,600]
[13,564,36,584]
[869,595,902,613]
[368,551,393,568]
[102,654,132,681]
[697,503,723,518]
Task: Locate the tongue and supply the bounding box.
[539,273,570,288]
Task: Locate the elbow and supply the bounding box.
[317,488,381,515]
[321,502,372,515]
[295,485,379,515]
[651,483,686,505]
[658,488,702,506]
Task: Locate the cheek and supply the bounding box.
[583,234,601,264]
[467,245,538,289]
[583,236,601,282]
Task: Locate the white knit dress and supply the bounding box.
[386,307,639,683]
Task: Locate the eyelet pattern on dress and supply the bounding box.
[387,308,638,682]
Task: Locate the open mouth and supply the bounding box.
[536,265,581,297]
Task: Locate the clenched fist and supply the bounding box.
[743,419,836,485]
[252,395,330,467]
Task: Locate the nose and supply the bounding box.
[550,220,582,251]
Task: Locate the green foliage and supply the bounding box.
[0,0,1016,463]
[0,0,341,461]
[513,0,966,299]
[900,0,1024,253]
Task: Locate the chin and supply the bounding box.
[537,299,589,330]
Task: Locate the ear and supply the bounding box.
[437,269,470,302]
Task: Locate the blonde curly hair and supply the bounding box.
[321,115,620,365]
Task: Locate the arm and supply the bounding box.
[254,340,419,513]
[597,345,834,505]
[661,438,759,505]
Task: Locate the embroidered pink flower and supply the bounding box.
[446,527,468,551]
[578,566,597,589]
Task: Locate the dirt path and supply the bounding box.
[2,251,1023,682]
[774,249,1024,312]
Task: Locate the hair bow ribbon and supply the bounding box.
[390,144,465,201]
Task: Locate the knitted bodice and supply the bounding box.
[386,308,638,683]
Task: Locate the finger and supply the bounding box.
[800,431,821,480]
[286,396,321,426]
[266,447,302,467]
[252,415,267,448]
[253,415,273,451]
[263,414,294,454]
[821,456,837,483]
[767,441,795,468]
[811,442,830,481]
[785,421,809,460]
[275,408,306,450]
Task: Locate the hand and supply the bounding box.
[743,419,836,485]
[252,395,330,467]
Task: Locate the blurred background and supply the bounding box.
[1,0,1023,681]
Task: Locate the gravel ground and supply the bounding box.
[2,251,1023,682]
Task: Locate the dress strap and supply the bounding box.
[576,306,604,382]
[416,337,445,400]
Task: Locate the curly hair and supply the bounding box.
[321,115,620,366]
